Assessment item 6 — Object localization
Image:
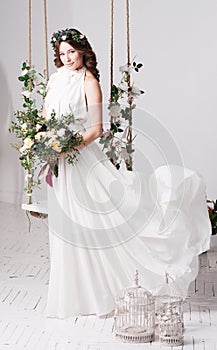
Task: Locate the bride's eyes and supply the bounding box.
[59,50,75,56]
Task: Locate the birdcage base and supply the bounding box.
[115,327,154,343]
[159,335,184,347]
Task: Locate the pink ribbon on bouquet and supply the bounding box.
[38,163,53,187]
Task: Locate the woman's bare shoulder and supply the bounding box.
[84,70,102,102]
[85,70,99,85]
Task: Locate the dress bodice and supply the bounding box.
[45,66,87,131]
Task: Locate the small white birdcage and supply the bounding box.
[113,270,155,343]
[155,273,184,347]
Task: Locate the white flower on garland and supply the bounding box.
[119,81,128,93]
[21,69,28,76]
[109,104,121,118]
[22,90,32,98]
[131,85,142,96]
[25,173,33,181]
[120,148,130,161]
[38,88,45,96]
[119,64,132,74]
[101,131,112,139]
[99,59,144,171]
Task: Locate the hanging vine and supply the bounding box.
[100,60,144,170]
[9,62,47,205]
[100,0,144,171]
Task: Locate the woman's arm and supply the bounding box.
[77,72,103,149]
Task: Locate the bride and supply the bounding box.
[44,28,211,318]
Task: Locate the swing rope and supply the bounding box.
[28,0,32,66]
[126,0,133,160]
[43,0,49,80]
[109,0,133,170]
[27,0,49,218]
[126,0,131,66]
[110,0,131,91]
[110,0,114,98]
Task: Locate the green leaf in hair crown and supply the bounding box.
[50,29,86,50]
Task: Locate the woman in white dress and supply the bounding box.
[44,28,211,318]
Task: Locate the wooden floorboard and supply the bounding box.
[0,201,217,349]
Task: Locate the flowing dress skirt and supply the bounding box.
[46,141,211,318]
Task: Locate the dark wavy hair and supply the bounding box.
[53,28,100,82]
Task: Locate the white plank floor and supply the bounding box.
[0,201,217,350]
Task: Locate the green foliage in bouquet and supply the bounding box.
[207,199,217,235]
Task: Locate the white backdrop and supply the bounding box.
[0,0,217,204]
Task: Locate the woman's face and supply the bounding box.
[59,41,83,70]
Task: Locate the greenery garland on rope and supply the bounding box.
[100,0,144,171]
[9,62,47,205]
[99,60,144,170]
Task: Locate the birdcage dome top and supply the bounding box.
[115,270,155,304]
[155,273,184,300]
[116,285,154,302]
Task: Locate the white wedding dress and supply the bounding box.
[44,66,211,318]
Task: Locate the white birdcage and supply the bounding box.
[113,270,155,343]
[155,273,184,347]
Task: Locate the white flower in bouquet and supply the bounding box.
[35,131,47,141]
[51,140,61,152]
[24,137,34,149]
[57,128,65,137]
[46,134,58,146]
[68,124,75,132]
[36,124,43,132]
[21,123,27,130]
[19,145,27,154]
[46,131,53,138]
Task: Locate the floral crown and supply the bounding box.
[50,28,86,51]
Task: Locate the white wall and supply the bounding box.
[1,0,217,203]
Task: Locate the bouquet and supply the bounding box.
[33,111,84,187]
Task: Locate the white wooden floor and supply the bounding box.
[0,202,217,350]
